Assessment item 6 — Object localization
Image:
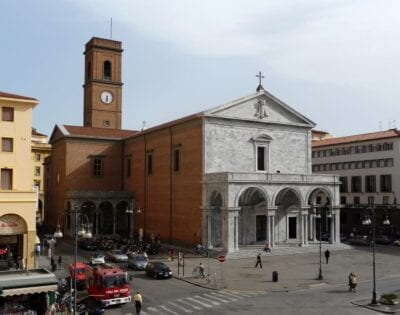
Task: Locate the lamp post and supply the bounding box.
[314,205,323,280]
[362,204,390,306]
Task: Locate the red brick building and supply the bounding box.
[45,37,341,252]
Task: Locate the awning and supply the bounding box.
[35,235,40,244]
[1,284,57,296]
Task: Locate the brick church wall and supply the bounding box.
[124,118,203,246]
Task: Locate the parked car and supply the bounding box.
[145,262,173,279]
[127,254,148,270]
[78,239,97,251]
[106,249,128,262]
[393,239,400,246]
[374,235,392,245]
[89,252,105,265]
[349,235,371,246]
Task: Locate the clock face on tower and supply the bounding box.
[100,91,113,104]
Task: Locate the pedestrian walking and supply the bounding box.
[325,249,330,264]
[57,255,62,270]
[16,256,23,270]
[348,272,357,292]
[255,253,262,268]
[134,291,143,314]
[199,262,205,278]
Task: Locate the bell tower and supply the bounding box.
[83,37,123,129]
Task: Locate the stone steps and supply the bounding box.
[225,243,352,260]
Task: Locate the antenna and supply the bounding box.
[379,121,382,131]
[141,121,146,131]
[110,17,113,39]
[389,120,392,129]
[393,120,397,129]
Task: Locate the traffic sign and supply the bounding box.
[218,255,225,262]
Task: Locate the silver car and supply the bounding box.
[90,252,105,265]
[127,254,148,270]
[106,249,128,262]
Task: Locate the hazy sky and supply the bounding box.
[1,0,399,137]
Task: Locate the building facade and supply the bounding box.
[312,129,400,235]
[31,128,51,225]
[0,91,39,269]
[45,37,341,253]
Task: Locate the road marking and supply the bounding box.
[168,301,193,313]
[194,294,220,306]
[177,298,203,311]
[203,293,230,303]
[211,291,238,301]
[221,291,245,299]
[228,291,253,297]
[186,296,212,308]
[159,305,179,314]
[146,306,159,313]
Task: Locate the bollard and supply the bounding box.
[272,271,278,282]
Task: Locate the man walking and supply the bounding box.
[325,249,330,264]
[255,253,262,268]
[134,291,143,314]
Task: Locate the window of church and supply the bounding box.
[173,149,180,172]
[103,60,112,80]
[92,158,103,177]
[126,158,131,177]
[257,146,266,171]
[147,153,153,175]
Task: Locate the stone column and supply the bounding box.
[221,207,240,253]
[331,207,341,243]
[300,209,309,246]
[308,211,314,242]
[267,209,276,247]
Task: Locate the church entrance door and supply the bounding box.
[256,215,267,241]
[288,217,297,239]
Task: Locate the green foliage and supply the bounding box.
[380,293,399,300]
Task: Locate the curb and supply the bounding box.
[351,301,397,314]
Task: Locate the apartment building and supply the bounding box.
[0,91,39,269]
[312,129,400,235]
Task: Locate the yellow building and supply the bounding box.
[31,128,51,225]
[0,91,39,269]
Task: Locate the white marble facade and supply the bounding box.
[201,89,341,253]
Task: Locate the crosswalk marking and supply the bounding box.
[168,301,193,313]
[142,290,265,314]
[210,291,238,301]
[194,294,220,306]
[186,296,212,308]
[177,298,203,311]
[159,305,179,314]
[203,293,230,303]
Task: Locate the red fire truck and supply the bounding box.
[85,263,131,307]
[69,262,87,290]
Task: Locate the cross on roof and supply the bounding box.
[255,71,265,92]
[256,71,264,85]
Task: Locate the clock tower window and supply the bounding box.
[103,60,112,80]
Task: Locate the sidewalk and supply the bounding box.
[163,244,400,294]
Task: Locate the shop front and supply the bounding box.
[0,214,35,270]
[0,269,58,314]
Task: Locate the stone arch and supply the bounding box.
[115,201,130,236]
[208,190,223,247]
[237,187,269,245]
[272,187,303,207]
[305,187,333,206]
[236,185,269,207]
[81,201,96,235]
[99,201,114,235]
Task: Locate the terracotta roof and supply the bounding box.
[312,129,400,147]
[63,125,137,139]
[0,91,38,101]
[32,128,47,137]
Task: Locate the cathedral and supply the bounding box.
[45,37,341,253]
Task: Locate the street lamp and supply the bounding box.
[126,204,141,240]
[314,204,331,280]
[362,204,390,306]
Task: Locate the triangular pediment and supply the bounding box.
[204,90,315,127]
[49,124,70,144]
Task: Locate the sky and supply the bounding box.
[1,0,400,137]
